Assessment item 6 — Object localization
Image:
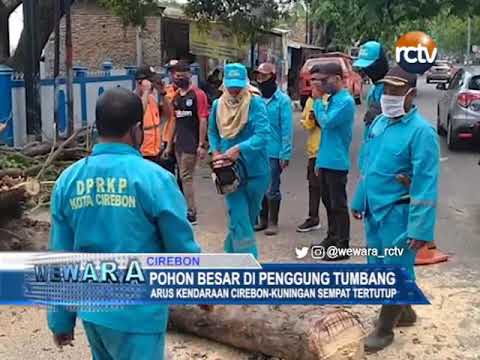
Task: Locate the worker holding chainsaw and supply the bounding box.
[208,63,270,259]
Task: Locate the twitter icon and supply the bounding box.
[295,247,309,259]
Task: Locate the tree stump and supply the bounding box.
[169,305,366,360]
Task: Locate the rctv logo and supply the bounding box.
[395,31,438,74]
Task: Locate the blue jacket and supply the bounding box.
[367,83,384,107]
[351,107,440,242]
[362,83,384,139]
[314,88,355,171]
[48,143,200,334]
[264,88,294,160]
[208,95,269,178]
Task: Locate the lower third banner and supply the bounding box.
[0,253,429,308]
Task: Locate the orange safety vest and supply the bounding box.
[140,95,161,157]
[161,85,178,146]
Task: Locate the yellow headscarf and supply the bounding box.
[216,84,261,139]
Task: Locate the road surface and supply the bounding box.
[1,75,480,360]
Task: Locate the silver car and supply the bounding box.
[426,62,452,84]
[437,68,480,150]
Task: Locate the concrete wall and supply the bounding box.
[42,2,162,77]
[1,66,136,147]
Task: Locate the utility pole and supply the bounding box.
[136,27,144,66]
[23,0,42,141]
[467,16,472,63]
[0,7,10,60]
[65,0,74,137]
[53,0,61,139]
[305,2,309,44]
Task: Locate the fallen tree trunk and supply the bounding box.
[169,305,366,360]
[21,143,55,157]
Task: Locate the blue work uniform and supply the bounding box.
[312,89,355,244]
[208,95,270,259]
[363,83,384,138]
[314,88,355,171]
[265,88,294,200]
[48,143,201,360]
[351,107,440,280]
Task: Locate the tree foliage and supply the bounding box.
[305,0,480,53]
[184,0,286,42]
[98,0,162,28]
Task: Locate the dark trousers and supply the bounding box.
[319,168,350,245]
[266,158,283,200]
[307,158,322,220]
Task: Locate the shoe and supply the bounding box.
[318,236,336,248]
[365,305,403,353]
[296,218,321,233]
[322,252,350,261]
[187,210,197,225]
[254,219,268,232]
[264,199,281,236]
[322,243,350,261]
[254,197,269,232]
[397,305,417,327]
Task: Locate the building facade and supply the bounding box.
[42,1,163,76]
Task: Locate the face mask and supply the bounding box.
[363,52,389,83]
[258,77,277,98]
[380,89,413,118]
[174,78,190,90]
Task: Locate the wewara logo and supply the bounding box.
[395,31,437,74]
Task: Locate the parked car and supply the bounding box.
[426,61,453,84]
[437,68,480,149]
[298,52,363,109]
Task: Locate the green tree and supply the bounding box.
[183,0,286,43]
[307,0,453,51]
[99,0,161,28]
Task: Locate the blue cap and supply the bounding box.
[353,41,382,68]
[224,63,248,89]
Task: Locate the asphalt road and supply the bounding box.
[194,75,480,264]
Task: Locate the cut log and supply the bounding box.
[21,143,55,157]
[0,164,44,178]
[169,305,366,360]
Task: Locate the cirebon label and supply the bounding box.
[395,31,437,74]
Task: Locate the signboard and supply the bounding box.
[189,23,249,60]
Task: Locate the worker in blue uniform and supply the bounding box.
[311,62,355,261]
[208,63,270,259]
[353,41,389,136]
[351,67,440,353]
[253,62,294,236]
[47,88,202,359]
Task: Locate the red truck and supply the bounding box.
[299,52,363,109]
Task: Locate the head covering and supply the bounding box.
[216,71,261,139]
[354,41,382,68]
[135,65,156,81]
[224,63,249,89]
[379,66,417,88]
[255,62,276,75]
[310,62,343,77]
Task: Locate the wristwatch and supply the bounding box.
[199,143,208,150]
